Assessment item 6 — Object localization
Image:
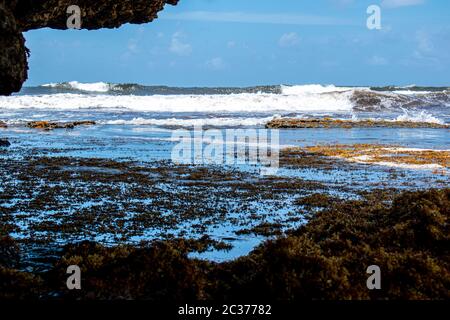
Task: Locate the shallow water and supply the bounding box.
[1,122,448,264]
[0,84,449,267]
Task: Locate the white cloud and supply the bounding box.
[416,30,434,53]
[381,0,425,8]
[169,32,192,56]
[368,55,388,66]
[401,28,449,67]
[227,41,236,48]
[330,0,354,7]
[120,38,140,61]
[279,32,300,47]
[205,57,226,70]
[127,39,139,54]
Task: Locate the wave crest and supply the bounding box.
[42,81,111,93]
[3,83,447,117]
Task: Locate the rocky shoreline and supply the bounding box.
[2,118,449,130]
[27,120,96,130]
[266,118,450,129]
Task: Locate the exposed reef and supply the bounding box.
[303,144,450,169]
[1,188,449,300]
[0,0,179,95]
[27,120,96,130]
[266,118,450,129]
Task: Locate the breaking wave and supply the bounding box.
[1,83,448,117]
[38,82,282,95]
[394,110,444,124]
[99,116,278,127]
[42,81,111,93]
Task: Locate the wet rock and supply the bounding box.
[0,121,7,128]
[0,0,179,96]
[27,120,96,130]
[0,236,20,268]
[0,139,11,147]
[266,118,449,129]
[72,120,96,126]
[40,188,450,300]
[0,2,28,96]
[350,90,410,111]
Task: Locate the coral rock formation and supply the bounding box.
[27,120,96,130]
[0,0,179,96]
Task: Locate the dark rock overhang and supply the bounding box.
[0,0,179,95]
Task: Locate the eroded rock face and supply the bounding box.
[0,2,28,95]
[0,0,179,96]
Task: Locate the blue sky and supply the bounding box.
[24,0,450,87]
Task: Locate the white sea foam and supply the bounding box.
[349,110,445,125]
[381,148,445,153]
[395,111,443,124]
[392,90,433,95]
[2,85,448,125]
[362,161,445,170]
[42,81,111,93]
[343,147,449,171]
[280,84,357,95]
[0,86,355,112]
[100,116,277,127]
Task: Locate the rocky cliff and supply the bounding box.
[0,0,178,95]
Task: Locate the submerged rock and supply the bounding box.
[0,0,179,96]
[0,236,19,268]
[0,138,11,147]
[27,120,96,130]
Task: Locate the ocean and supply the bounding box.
[0,82,449,265]
[1,82,449,126]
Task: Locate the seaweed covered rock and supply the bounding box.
[215,189,449,300]
[47,240,209,300]
[27,120,96,130]
[0,267,44,299]
[0,236,20,268]
[0,236,44,299]
[0,188,448,300]
[265,118,449,129]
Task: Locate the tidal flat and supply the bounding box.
[0,122,449,299]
